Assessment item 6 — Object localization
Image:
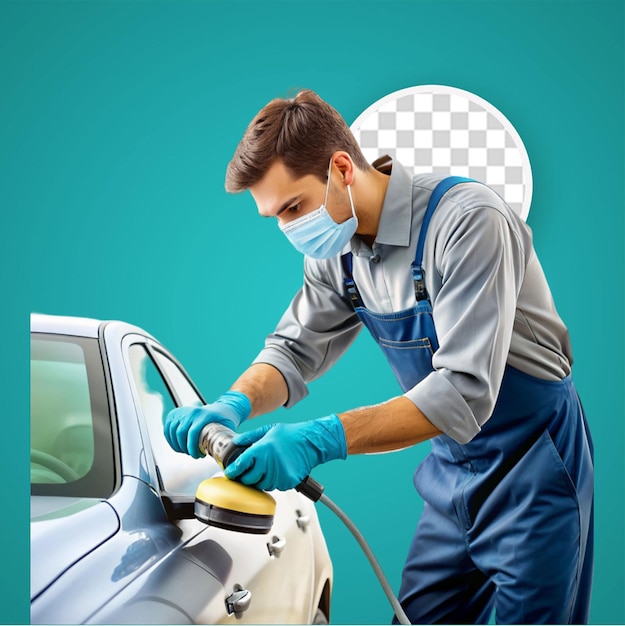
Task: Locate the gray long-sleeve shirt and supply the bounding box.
[253,158,573,444]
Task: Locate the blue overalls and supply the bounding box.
[341,177,594,624]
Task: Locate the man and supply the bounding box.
[164,89,593,624]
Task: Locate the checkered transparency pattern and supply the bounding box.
[351,87,532,219]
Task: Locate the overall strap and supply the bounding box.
[412,176,474,301]
[341,251,363,308]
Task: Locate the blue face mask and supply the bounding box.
[279,162,358,259]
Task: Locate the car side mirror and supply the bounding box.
[161,492,195,521]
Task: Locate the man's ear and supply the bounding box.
[331,151,356,186]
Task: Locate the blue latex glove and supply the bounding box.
[164,391,251,458]
[224,414,347,491]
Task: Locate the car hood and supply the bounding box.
[31,496,120,599]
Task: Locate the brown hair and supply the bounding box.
[225,89,371,193]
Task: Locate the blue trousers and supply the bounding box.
[395,367,594,624]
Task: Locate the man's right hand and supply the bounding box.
[163,391,252,458]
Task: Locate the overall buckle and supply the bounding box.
[412,267,429,302]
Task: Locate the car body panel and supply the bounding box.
[31,478,182,623]
[30,314,332,624]
[30,497,120,599]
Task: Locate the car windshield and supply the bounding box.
[31,334,115,498]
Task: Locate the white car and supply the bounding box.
[30,313,332,624]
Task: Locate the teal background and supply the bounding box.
[3,0,623,623]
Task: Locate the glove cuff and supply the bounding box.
[316,414,348,462]
[216,391,252,427]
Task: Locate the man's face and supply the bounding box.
[249,159,353,228]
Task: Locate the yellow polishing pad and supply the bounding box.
[195,476,277,534]
[196,476,276,516]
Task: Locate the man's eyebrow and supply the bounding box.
[270,195,301,218]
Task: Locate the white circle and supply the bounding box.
[351,85,533,220]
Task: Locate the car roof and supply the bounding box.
[30,313,155,341]
[31,313,104,338]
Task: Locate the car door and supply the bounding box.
[126,338,317,623]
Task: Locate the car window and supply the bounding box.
[128,344,218,495]
[30,334,115,498]
[150,348,205,406]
